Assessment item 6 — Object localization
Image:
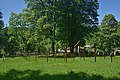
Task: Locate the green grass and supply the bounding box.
[0,56,120,80]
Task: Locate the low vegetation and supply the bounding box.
[0,56,120,80]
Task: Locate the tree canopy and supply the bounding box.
[1,0,120,56]
[87,14,120,54]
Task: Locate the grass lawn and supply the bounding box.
[0,55,120,80]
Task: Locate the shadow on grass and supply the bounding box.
[0,69,119,80]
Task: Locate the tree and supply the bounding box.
[88,14,119,55]
[0,10,4,29]
[27,0,99,53]
[56,0,99,53]
[100,14,118,53]
[0,10,5,52]
[0,10,9,59]
[8,12,21,55]
[0,48,6,61]
[9,12,37,55]
[115,22,120,48]
[7,0,99,55]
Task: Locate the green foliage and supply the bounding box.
[0,10,5,50]
[0,48,5,54]
[0,10,4,29]
[1,0,120,56]
[23,0,99,51]
[87,14,120,53]
[2,0,99,54]
[99,14,119,52]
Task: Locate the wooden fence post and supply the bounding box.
[84,52,85,61]
[47,53,48,63]
[34,49,37,61]
[104,52,106,59]
[54,53,56,61]
[65,53,67,63]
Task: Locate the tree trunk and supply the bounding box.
[104,52,106,59]
[54,53,56,61]
[52,5,56,60]
[108,39,112,55]
[94,43,97,62]
[76,46,78,54]
[70,46,74,54]
[52,37,55,61]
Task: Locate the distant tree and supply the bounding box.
[100,14,118,53]
[0,10,5,51]
[0,10,4,29]
[0,48,6,61]
[88,14,119,54]
[116,22,120,48]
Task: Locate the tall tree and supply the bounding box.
[0,10,4,29]
[0,10,5,50]
[9,12,37,53]
[88,14,119,54]
[56,0,99,53]
[100,14,118,53]
[10,0,99,54]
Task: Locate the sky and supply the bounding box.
[98,0,120,24]
[0,0,26,26]
[0,0,120,26]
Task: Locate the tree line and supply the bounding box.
[87,14,120,55]
[0,0,119,57]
